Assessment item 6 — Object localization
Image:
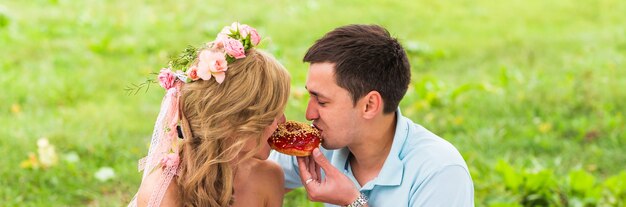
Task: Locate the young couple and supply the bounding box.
[129,22,474,207]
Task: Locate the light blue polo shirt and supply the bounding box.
[269,110,474,206]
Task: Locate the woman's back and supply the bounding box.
[135,158,284,207]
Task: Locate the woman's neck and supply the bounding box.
[232,156,261,183]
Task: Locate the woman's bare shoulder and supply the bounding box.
[251,159,285,206]
[250,159,284,183]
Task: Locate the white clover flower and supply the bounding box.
[37,137,58,167]
[37,138,49,148]
[63,152,80,163]
[95,167,116,182]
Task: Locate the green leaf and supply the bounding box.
[604,171,626,196]
[244,34,252,50]
[225,54,236,63]
[568,169,595,195]
[170,45,199,71]
[450,83,485,101]
[524,169,556,193]
[495,160,522,192]
[0,9,10,29]
[488,202,523,207]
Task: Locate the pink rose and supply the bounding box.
[216,26,233,43]
[239,25,260,46]
[197,50,228,83]
[229,22,241,32]
[158,68,175,89]
[223,38,246,59]
[160,153,180,168]
[187,66,200,81]
[211,39,224,50]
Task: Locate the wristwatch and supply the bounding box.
[345,193,368,207]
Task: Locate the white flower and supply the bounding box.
[63,152,80,163]
[37,138,49,147]
[37,137,58,167]
[95,167,116,182]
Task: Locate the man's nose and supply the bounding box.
[305,100,319,121]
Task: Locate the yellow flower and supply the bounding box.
[20,152,39,169]
[11,103,21,114]
[538,122,552,134]
[453,116,464,125]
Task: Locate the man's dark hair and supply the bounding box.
[303,24,411,114]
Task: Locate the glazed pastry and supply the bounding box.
[268,121,321,156]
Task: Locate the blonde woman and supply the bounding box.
[129,23,289,207]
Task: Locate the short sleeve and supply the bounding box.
[409,165,474,207]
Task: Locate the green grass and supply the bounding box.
[1,0,625,206]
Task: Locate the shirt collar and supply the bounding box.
[331,109,409,190]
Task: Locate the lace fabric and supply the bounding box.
[129,83,182,207]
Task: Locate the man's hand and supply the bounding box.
[297,148,361,205]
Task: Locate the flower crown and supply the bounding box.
[157,22,261,89]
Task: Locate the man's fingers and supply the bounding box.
[297,156,313,184]
[316,157,322,179]
[308,154,318,180]
[311,148,338,175]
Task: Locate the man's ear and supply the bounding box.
[361,91,383,119]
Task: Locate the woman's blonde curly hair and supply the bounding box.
[177,48,290,206]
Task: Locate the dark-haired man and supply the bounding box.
[270,24,474,206]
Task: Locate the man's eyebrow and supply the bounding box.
[304,86,328,99]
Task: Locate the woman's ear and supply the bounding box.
[361,91,383,119]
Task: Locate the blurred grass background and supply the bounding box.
[1,0,625,206]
